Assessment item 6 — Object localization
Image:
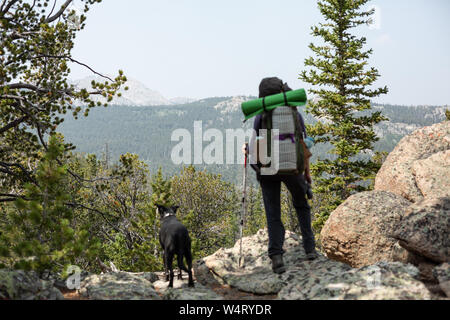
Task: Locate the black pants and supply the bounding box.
[258,174,316,257]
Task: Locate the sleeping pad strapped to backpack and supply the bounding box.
[242,87,312,176]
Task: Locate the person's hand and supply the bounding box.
[305,171,312,185]
[242,143,249,155]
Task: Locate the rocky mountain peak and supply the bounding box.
[72,76,197,106]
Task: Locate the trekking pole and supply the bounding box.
[239,143,249,268]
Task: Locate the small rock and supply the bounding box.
[433,263,450,297]
[79,271,160,300]
[127,272,159,283]
[163,284,223,300]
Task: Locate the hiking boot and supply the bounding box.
[306,250,319,261]
[271,254,286,274]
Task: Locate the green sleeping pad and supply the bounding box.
[241,89,307,120]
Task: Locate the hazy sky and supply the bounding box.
[69,0,450,105]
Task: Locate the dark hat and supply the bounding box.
[258,77,292,98]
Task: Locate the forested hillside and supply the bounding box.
[58,99,448,184]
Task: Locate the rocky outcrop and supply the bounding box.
[194,229,432,300]
[195,229,326,295]
[393,197,450,263]
[433,263,450,297]
[78,270,222,300]
[0,226,437,300]
[79,271,161,300]
[374,121,450,203]
[320,191,411,268]
[0,269,64,300]
[279,262,431,300]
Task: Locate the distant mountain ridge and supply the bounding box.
[58,95,448,184]
[72,76,197,106]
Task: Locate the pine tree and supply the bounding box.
[0,135,100,273]
[0,0,127,200]
[300,0,388,232]
[127,167,171,271]
[243,185,266,237]
[171,166,239,258]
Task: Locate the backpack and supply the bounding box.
[256,91,311,176]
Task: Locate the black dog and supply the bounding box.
[157,204,194,288]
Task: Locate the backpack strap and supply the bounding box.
[262,107,272,161]
[298,112,307,139]
[282,91,288,106]
[291,107,305,175]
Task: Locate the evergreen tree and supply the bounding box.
[243,185,266,237]
[171,166,239,258]
[127,167,170,272]
[94,154,161,272]
[0,135,100,273]
[0,0,126,200]
[300,0,388,232]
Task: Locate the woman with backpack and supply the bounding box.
[244,77,318,274]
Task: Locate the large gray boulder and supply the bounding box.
[79,271,161,300]
[374,121,450,203]
[320,191,412,267]
[393,197,450,263]
[0,269,64,300]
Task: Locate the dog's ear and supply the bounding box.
[171,205,180,213]
[155,204,166,216]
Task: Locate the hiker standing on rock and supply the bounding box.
[243,77,318,274]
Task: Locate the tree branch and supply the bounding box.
[1,0,19,14]
[0,115,29,134]
[45,0,72,23]
[0,161,36,183]
[0,193,29,203]
[46,0,58,21]
[66,201,123,234]
[0,197,18,202]
[1,83,47,92]
[30,54,114,82]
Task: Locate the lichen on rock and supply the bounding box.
[0,269,64,300]
[79,271,161,300]
[320,191,412,267]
